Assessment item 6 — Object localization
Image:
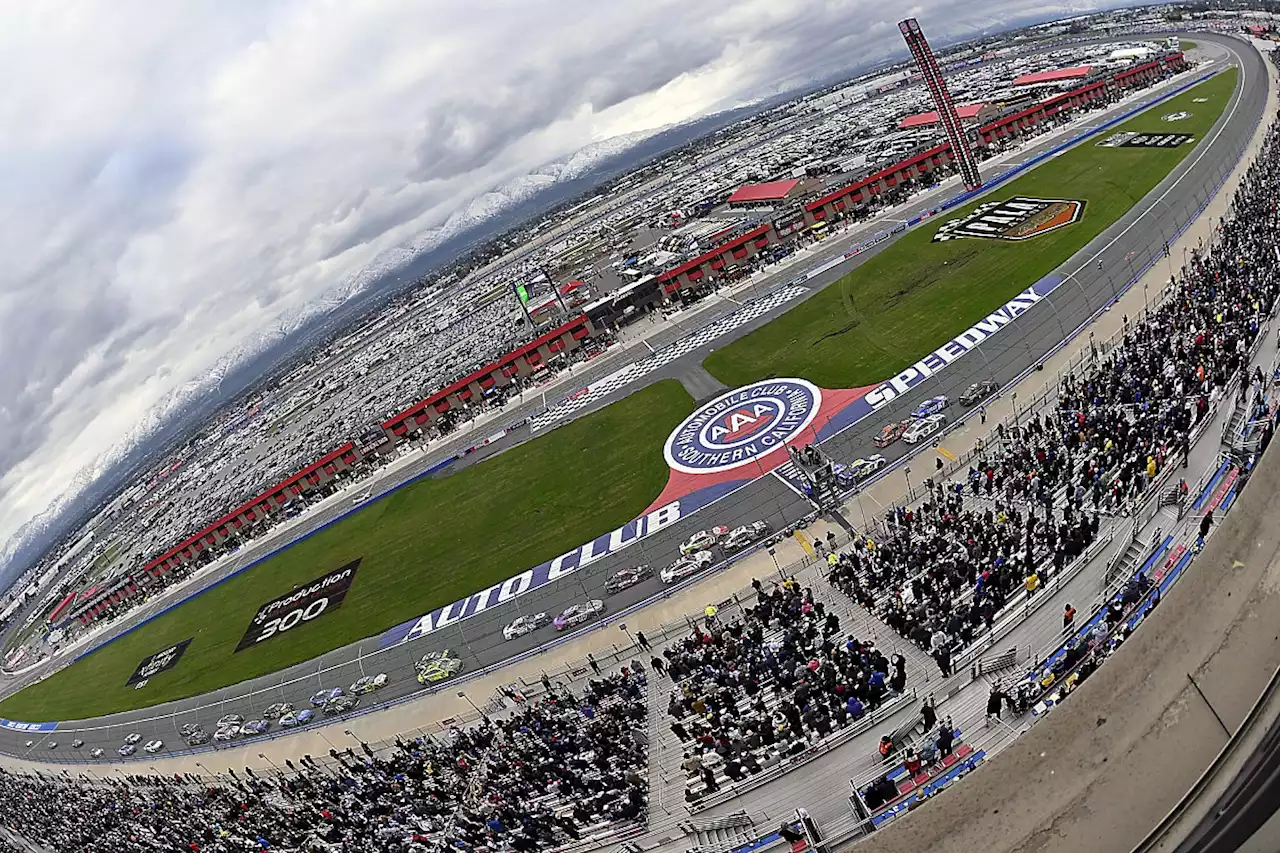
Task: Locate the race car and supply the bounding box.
[118,744,137,757]
[902,414,946,445]
[553,600,605,631]
[214,725,242,742]
[46,741,56,749]
[90,748,104,759]
[415,650,463,684]
[179,723,203,738]
[350,673,389,694]
[911,395,949,419]
[279,709,314,728]
[71,739,84,749]
[216,714,245,728]
[661,550,714,584]
[847,455,888,481]
[322,694,361,716]
[22,741,32,748]
[241,719,271,736]
[186,730,211,746]
[720,521,771,552]
[874,420,913,448]
[309,688,344,707]
[680,526,728,554]
[123,733,142,746]
[143,739,164,754]
[960,380,998,407]
[502,613,550,641]
[262,703,293,720]
[604,565,652,594]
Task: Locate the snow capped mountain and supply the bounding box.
[0,123,676,578]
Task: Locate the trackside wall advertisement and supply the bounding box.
[236,559,361,652]
[126,637,193,686]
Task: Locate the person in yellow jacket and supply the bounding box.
[1025,571,1040,597]
[1146,456,1157,480]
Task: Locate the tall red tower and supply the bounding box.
[899,18,982,191]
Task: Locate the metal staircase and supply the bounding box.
[678,813,758,853]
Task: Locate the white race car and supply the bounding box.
[143,739,164,754]
[902,414,946,444]
[216,714,245,728]
[350,673,389,694]
[720,521,771,551]
[502,612,550,641]
[214,725,242,742]
[123,733,142,745]
[553,600,605,631]
[661,550,714,584]
[680,526,728,554]
[848,455,888,480]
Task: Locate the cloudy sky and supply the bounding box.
[0,0,1122,568]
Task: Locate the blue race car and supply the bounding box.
[279,709,314,727]
[309,687,344,707]
[911,395,949,419]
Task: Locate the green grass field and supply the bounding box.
[0,380,694,721]
[0,69,1236,723]
[703,69,1236,387]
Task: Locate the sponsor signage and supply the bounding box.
[933,196,1085,243]
[664,379,822,475]
[379,501,684,648]
[126,637,193,686]
[860,277,1059,413]
[236,559,361,652]
[0,719,58,733]
[1097,131,1195,149]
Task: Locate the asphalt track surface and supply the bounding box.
[0,34,1263,766]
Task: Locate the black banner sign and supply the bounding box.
[127,638,193,686]
[235,559,361,653]
[1097,131,1195,149]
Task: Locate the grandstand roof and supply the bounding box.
[1013,66,1093,86]
[897,104,987,130]
[726,179,801,204]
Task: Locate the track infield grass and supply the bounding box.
[703,68,1236,387]
[0,380,693,721]
[0,68,1236,722]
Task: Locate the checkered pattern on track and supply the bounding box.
[529,284,808,433]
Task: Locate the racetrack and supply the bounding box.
[0,32,1264,767]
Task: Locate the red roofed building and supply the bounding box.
[897,103,996,130]
[1012,66,1094,87]
[726,179,805,209]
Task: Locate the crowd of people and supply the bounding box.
[828,97,1280,675]
[0,672,648,852]
[662,578,909,801]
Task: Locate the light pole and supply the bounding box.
[457,690,482,716]
[258,753,282,774]
[342,729,361,746]
[904,467,913,502]
[619,622,634,649]
[1011,391,1019,427]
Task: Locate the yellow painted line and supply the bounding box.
[793,531,815,557]
[937,446,958,462]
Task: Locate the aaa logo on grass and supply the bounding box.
[932,196,1086,243]
[664,378,821,475]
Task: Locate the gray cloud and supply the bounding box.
[0,0,1128,563]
